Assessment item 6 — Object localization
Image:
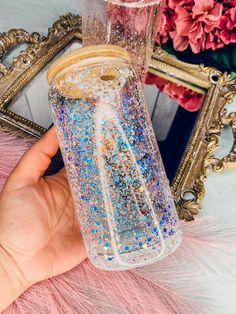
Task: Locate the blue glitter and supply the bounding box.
[138,134,145,141]
[73,113,78,120]
[169,230,174,236]
[48,61,181,270]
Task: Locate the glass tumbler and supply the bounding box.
[82,0,163,82]
[47,45,181,271]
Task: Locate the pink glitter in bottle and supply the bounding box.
[81,0,163,82]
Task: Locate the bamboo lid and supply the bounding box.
[47,44,131,83]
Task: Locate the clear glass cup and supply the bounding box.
[82,0,163,82]
[47,45,181,271]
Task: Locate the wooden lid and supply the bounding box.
[47,44,131,83]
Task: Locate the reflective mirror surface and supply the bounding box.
[145,79,204,181]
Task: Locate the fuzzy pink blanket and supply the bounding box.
[1,129,235,314]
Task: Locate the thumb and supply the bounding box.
[3,126,59,192]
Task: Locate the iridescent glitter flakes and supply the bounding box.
[47,45,181,271]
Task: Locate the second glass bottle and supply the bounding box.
[82,0,163,82]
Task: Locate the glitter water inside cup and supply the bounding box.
[48,54,181,270]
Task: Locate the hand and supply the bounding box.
[0,127,86,311]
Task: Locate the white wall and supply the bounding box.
[0,0,81,33]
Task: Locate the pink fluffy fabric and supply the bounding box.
[1,129,236,314]
[0,128,35,189]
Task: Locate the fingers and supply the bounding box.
[4,126,59,191]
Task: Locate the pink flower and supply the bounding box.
[171,0,223,53]
[168,0,194,11]
[145,73,204,112]
[192,0,223,32]
[205,30,225,50]
[216,7,236,44]
[156,6,177,45]
[170,6,205,53]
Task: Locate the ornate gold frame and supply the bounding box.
[0,13,235,221]
[150,48,236,220]
[0,13,82,137]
